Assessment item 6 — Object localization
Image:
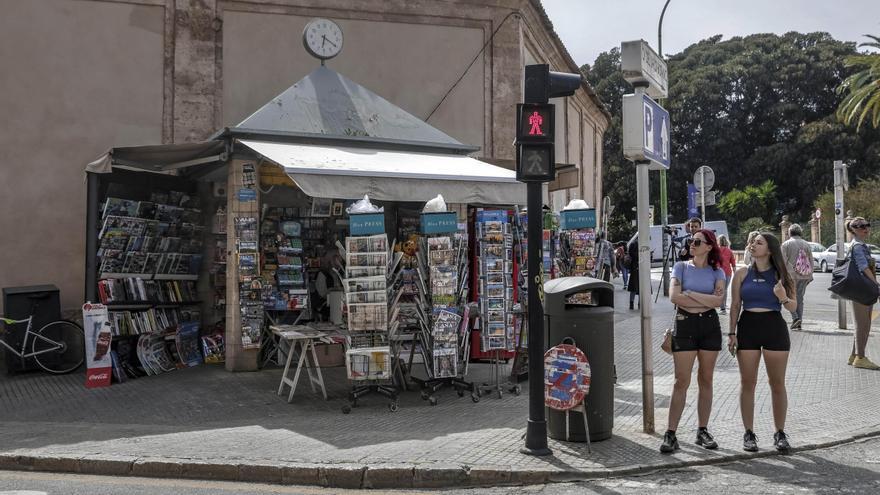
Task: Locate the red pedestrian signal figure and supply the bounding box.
[528,111,544,136]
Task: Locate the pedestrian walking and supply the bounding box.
[595,231,616,282]
[626,237,640,310]
[845,217,880,370]
[660,229,727,453]
[717,234,736,314]
[728,232,797,453]
[742,231,760,266]
[781,224,814,330]
[614,241,629,289]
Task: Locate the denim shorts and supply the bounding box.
[672,309,722,352]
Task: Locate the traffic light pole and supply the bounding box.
[522,180,551,456]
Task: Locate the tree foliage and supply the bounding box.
[584,33,880,241]
[837,35,880,130]
[717,180,778,227]
[813,176,880,246]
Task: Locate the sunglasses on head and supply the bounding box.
[853,223,871,229]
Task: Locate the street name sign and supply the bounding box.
[621,40,668,99]
[623,93,670,169]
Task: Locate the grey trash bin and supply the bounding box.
[544,277,614,442]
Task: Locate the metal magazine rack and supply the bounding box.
[474,210,521,399]
[341,230,399,413]
[410,216,477,405]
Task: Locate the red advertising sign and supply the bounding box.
[82,302,112,389]
[544,343,591,411]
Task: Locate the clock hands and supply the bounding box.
[321,34,338,48]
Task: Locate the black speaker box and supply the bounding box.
[2,285,61,373]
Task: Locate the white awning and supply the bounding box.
[238,140,526,205]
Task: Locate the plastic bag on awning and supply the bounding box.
[422,194,447,213]
[564,199,590,210]
[346,194,383,214]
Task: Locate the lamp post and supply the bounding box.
[658,0,672,296]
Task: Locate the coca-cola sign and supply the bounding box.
[82,302,113,389]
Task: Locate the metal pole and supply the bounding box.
[637,158,655,434]
[658,0,672,297]
[700,169,706,224]
[85,172,100,304]
[522,181,552,456]
[834,160,847,330]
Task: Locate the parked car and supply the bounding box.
[817,243,880,272]
[808,242,825,271]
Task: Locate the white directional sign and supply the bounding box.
[621,40,668,99]
[693,166,715,191]
[703,190,717,206]
[623,93,670,169]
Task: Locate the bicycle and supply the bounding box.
[0,301,85,374]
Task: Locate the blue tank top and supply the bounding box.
[741,266,781,311]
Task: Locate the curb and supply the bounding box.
[2,429,880,489]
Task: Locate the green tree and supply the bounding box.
[584,33,880,234]
[717,180,778,229]
[813,176,880,246]
[732,217,775,249]
[837,35,880,130]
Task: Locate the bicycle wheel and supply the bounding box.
[32,320,85,374]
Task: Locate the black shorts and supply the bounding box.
[737,311,790,351]
[672,309,722,352]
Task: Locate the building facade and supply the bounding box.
[0,0,609,312]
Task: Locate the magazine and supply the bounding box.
[345,234,388,254]
[175,322,203,367]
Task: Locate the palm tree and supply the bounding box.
[837,35,880,130]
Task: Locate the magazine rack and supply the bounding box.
[341,231,399,414]
[410,221,477,405]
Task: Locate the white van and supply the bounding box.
[626,221,730,264]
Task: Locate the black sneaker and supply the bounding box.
[791,319,802,330]
[695,428,718,449]
[774,430,791,453]
[660,431,679,453]
[743,430,758,452]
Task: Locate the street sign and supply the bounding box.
[693,166,715,191]
[517,143,555,182]
[516,103,555,142]
[544,343,591,411]
[621,40,668,99]
[703,190,716,206]
[816,208,821,219]
[648,205,655,225]
[622,93,670,169]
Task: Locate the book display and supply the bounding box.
[341,228,399,413]
[95,186,206,381]
[411,220,477,405]
[210,206,227,316]
[235,216,262,350]
[260,212,310,317]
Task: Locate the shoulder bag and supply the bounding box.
[828,243,879,306]
[661,263,684,355]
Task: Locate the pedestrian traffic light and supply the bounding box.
[516,104,555,142]
[524,64,583,104]
[516,143,555,182]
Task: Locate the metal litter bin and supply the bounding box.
[544,277,615,441]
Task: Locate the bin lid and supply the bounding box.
[543,277,614,314]
[2,285,60,296]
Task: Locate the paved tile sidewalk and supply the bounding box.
[1,285,879,488]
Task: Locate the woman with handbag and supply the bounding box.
[728,232,797,453]
[845,217,879,370]
[660,229,727,453]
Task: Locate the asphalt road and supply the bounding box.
[2,435,879,494]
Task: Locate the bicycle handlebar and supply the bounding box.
[1,317,29,325]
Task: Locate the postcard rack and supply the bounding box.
[410,227,477,405]
[340,232,399,414]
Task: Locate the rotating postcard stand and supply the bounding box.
[474,210,521,400]
[340,213,399,414]
[409,212,477,405]
[557,207,598,286]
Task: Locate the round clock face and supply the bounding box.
[303,19,343,60]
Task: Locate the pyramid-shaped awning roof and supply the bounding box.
[227,66,478,154]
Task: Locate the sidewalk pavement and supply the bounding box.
[1,282,879,489]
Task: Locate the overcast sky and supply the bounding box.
[540,0,880,67]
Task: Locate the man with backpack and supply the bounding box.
[781,224,814,330]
